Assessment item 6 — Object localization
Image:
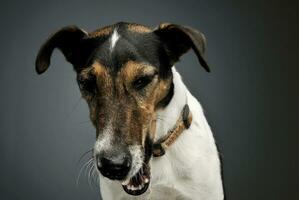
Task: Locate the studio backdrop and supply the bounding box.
[0,0,298,199]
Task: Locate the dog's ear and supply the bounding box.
[35,26,89,74]
[154,23,210,72]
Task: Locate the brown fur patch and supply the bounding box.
[79,67,93,79]
[127,24,152,33]
[120,61,156,83]
[118,61,171,144]
[91,61,113,98]
[116,61,158,144]
[88,26,113,38]
[92,62,106,76]
[81,60,172,146]
[79,61,113,132]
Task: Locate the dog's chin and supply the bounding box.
[121,162,151,196]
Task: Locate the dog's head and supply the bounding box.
[36,22,208,196]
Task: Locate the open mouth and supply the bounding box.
[121,162,151,196]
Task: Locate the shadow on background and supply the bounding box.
[0,0,298,199]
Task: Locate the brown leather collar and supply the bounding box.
[152,104,192,157]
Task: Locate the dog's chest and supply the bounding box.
[119,185,188,200]
[148,151,195,200]
[149,185,187,200]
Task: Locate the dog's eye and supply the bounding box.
[133,74,155,90]
[77,75,97,95]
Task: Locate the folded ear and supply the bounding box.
[35,26,88,74]
[154,23,210,72]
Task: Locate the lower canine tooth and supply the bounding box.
[144,178,149,183]
[122,179,130,185]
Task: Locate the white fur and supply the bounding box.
[94,121,113,154]
[98,68,224,200]
[125,145,144,182]
[110,29,120,51]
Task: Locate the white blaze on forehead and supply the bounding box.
[110,29,120,51]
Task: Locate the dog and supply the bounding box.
[36,22,225,200]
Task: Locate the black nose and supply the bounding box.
[96,151,131,180]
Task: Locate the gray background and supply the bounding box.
[0,0,298,199]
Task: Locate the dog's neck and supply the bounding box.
[155,68,188,141]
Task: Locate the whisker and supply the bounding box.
[91,161,100,186]
[77,148,94,166]
[87,159,99,189]
[87,160,94,187]
[90,163,99,188]
[76,157,94,187]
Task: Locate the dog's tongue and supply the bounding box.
[121,165,150,196]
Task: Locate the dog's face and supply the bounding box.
[36,22,209,196]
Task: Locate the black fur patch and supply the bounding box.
[84,22,173,80]
[144,134,153,163]
[157,82,174,108]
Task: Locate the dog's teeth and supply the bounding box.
[144,178,149,183]
[138,185,143,190]
[122,179,130,185]
[127,185,132,190]
[131,186,137,191]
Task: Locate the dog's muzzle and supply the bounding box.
[95,142,152,196]
[96,148,151,196]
